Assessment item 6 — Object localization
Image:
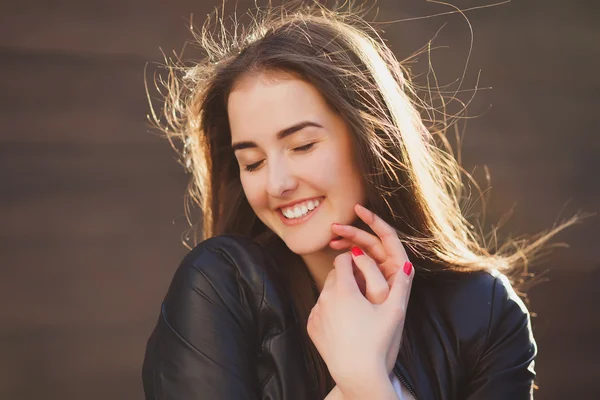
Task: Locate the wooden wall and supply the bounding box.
[1,1,598,398]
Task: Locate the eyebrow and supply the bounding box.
[231,121,323,152]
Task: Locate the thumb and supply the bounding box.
[333,252,360,294]
[385,261,414,315]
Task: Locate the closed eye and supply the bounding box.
[244,160,264,172]
[243,143,315,172]
[293,143,315,152]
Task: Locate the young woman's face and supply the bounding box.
[228,71,365,255]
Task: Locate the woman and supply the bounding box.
[142,3,577,399]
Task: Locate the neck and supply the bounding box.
[301,246,345,292]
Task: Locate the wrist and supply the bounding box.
[338,365,393,400]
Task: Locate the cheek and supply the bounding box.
[310,149,356,188]
[241,176,264,210]
[320,149,364,201]
[301,149,342,186]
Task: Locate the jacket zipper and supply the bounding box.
[392,365,418,400]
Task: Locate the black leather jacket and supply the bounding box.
[142,235,536,399]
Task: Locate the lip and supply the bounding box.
[277,196,324,226]
[275,196,324,211]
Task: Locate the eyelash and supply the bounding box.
[243,143,316,172]
[244,161,263,172]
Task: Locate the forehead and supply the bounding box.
[227,71,330,141]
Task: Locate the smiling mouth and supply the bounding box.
[278,196,324,221]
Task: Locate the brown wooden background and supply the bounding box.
[1,1,598,399]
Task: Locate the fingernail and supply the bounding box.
[403,261,413,275]
[351,246,364,256]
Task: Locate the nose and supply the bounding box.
[265,155,298,198]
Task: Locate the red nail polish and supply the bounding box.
[351,246,364,256]
[403,261,413,276]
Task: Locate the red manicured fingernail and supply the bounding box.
[351,246,364,256]
[403,261,413,275]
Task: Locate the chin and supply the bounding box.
[282,233,332,256]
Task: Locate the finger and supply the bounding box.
[355,272,367,296]
[350,246,389,304]
[320,268,337,295]
[324,248,367,295]
[351,261,367,294]
[328,237,353,250]
[333,252,359,293]
[355,204,408,261]
[385,261,414,317]
[332,223,388,264]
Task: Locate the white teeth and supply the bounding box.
[281,197,323,219]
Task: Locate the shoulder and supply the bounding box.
[159,234,298,353]
[164,235,277,320]
[180,234,270,273]
[432,270,526,313]
[412,268,535,370]
[173,234,273,290]
[412,268,532,345]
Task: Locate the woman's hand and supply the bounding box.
[330,204,411,286]
[331,203,414,373]
[307,251,413,397]
[307,204,414,396]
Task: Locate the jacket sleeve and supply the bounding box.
[142,236,262,400]
[463,273,537,400]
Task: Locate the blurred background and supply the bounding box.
[1,0,598,399]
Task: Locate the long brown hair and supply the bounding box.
[148,2,580,397]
